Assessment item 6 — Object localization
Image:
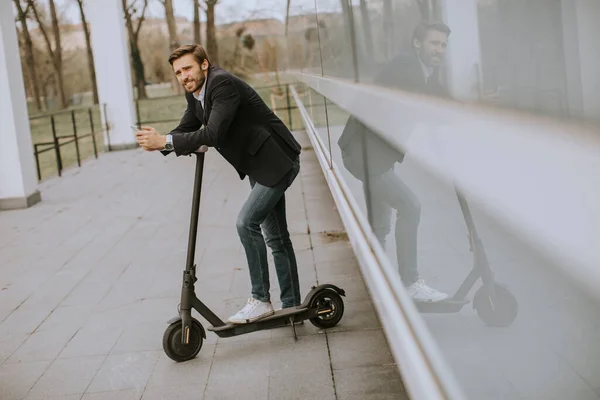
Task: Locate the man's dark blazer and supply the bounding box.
[164,66,301,187]
[374,50,450,97]
[337,50,450,180]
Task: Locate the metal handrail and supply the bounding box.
[31,106,103,180]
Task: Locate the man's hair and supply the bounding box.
[412,20,451,45]
[168,44,211,66]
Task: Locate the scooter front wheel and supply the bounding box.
[163,318,204,362]
[474,283,518,327]
[309,289,345,329]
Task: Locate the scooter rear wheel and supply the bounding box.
[309,289,344,329]
[474,283,518,327]
[163,318,204,362]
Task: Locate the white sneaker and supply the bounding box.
[228,298,275,324]
[406,279,448,303]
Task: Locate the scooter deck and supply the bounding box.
[415,299,469,313]
[207,306,307,333]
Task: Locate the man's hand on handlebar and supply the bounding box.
[136,125,210,154]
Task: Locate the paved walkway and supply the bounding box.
[0,130,407,400]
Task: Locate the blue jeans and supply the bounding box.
[367,169,421,286]
[236,157,301,308]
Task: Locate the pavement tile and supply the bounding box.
[328,330,395,370]
[334,365,407,400]
[0,360,50,400]
[58,325,123,359]
[86,351,160,394]
[27,355,105,398]
[145,349,214,390]
[81,389,142,400]
[0,332,29,365]
[5,325,79,364]
[202,340,270,400]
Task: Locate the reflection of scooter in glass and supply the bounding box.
[338,115,517,326]
[415,188,518,327]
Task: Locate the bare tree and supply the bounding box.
[14,0,42,111]
[285,0,291,37]
[122,0,149,99]
[204,0,219,64]
[193,0,202,45]
[74,0,99,104]
[158,0,179,49]
[157,0,181,93]
[29,0,68,109]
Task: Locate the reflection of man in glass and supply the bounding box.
[337,21,452,302]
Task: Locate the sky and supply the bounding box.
[54,0,342,26]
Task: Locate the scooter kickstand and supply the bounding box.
[289,317,297,341]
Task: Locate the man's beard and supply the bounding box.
[430,54,442,65]
[427,51,443,67]
[183,75,205,93]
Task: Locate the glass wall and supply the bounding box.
[285,0,600,399]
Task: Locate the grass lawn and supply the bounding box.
[27,72,349,181]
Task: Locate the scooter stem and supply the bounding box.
[186,153,205,273]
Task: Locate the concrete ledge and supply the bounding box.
[0,190,42,210]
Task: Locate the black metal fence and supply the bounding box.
[29,103,108,181]
[29,83,302,181]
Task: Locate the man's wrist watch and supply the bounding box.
[164,134,174,151]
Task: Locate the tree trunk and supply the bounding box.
[122,0,149,99]
[131,44,147,99]
[285,0,291,36]
[48,0,67,108]
[162,0,181,94]
[206,1,218,64]
[13,0,42,111]
[28,0,68,108]
[193,0,201,45]
[42,79,50,110]
[163,0,178,48]
[15,28,32,99]
[76,0,99,104]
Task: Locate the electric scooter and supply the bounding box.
[415,188,518,327]
[162,152,346,362]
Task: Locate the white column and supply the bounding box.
[561,0,600,123]
[0,1,41,210]
[440,0,483,102]
[85,0,137,150]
